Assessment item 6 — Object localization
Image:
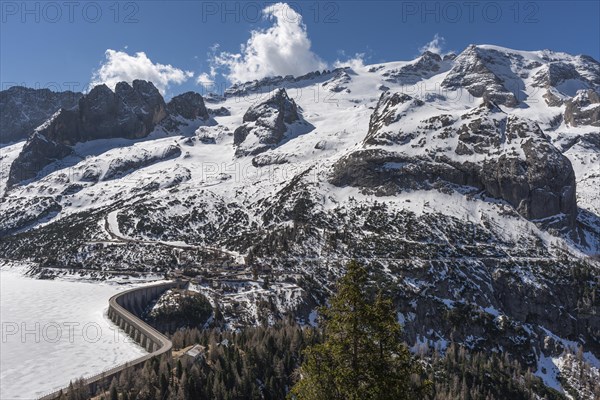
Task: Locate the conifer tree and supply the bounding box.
[290,260,429,400]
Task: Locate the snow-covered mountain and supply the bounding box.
[1,44,599,397]
[0,86,82,144]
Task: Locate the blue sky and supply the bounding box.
[1,1,599,97]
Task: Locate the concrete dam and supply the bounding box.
[39,280,186,399]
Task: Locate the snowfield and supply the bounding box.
[0,267,147,399]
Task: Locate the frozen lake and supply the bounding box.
[0,269,148,399]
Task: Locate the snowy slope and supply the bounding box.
[3,45,597,244]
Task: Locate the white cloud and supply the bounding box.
[212,2,326,83]
[418,34,446,55]
[90,49,193,95]
[196,72,215,86]
[195,65,218,94]
[333,52,366,71]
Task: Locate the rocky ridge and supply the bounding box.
[233,88,301,156]
[352,92,578,228]
[6,80,210,187]
[0,86,83,143]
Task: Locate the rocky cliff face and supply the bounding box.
[442,45,520,106]
[62,80,167,144]
[167,91,209,120]
[224,68,349,98]
[533,62,583,89]
[233,88,300,156]
[564,89,600,127]
[161,91,211,132]
[347,92,578,228]
[7,80,169,186]
[5,131,73,187]
[0,86,82,143]
[533,57,600,110]
[533,54,600,91]
[382,51,447,84]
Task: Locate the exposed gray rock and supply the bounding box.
[331,147,576,229]
[442,45,519,107]
[322,70,352,92]
[542,89,565,107]
[456,103,578,227]
[0,86,82,143]
[7,80,167,186]
[80,165,102,183]
[251,153,290,167]
[334,97,577,228]
[43,80,167,145]
[233,88,300,156]
[575,55,600,87]
[532,62,582,88]
[382,51,444,84]
[314,140,328,150]
[208,106,230,116]
[363,92,425,146]
[198,136,216,145]
[564,89,600,127]
[6,132,73,185]
[167,91,209,120]
[195,125,230,145]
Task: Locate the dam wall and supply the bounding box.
[39,280,185,399]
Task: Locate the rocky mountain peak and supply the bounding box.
[381,51,447,85]
[364,91,424,146]
[166,91,209,120]
[0,86,83,143]
[532,62,582,88]
[131,79,161,96]
[233,88,301,156]
[161,91,211,132]
[87,83,114,99]
[7,80,168,187]
[442,45,519,107]
[419,50,443,62]
[243,88,298,124]
[74,80,167,143]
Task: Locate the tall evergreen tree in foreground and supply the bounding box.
[290,260,430,400]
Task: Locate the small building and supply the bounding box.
[182,344,206,363]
